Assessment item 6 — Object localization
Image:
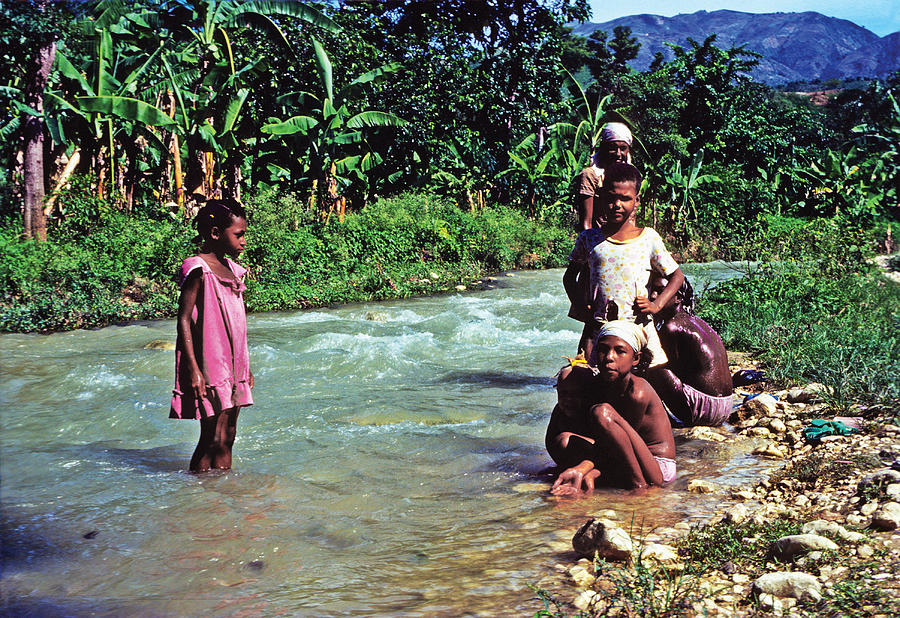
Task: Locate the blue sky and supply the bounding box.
[588,1,900,37]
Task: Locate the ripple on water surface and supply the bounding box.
[0,264,769,615]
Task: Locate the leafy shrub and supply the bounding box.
[1,191,572,332]
[697,216,900,409]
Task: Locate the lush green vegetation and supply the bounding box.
[1,0,898,388]
[0,190,569,332]
[697,216,900,412]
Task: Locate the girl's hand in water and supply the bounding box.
[190,369,206,400]
[249,370,255,389]
[551,461,596,496]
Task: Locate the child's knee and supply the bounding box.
[590,403,616,427]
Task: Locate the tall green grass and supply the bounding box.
[697,216,900,412]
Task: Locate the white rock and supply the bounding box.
[572,518,632,561]
[746,426,773,438]
[753,572,822,601]
[640,542,679,565]
[887,483,900,498]
[768,418,787,434]
[857,545,874,558]
[573,590,600,611]
[688,479,717,494]
[743,393,778,416]
[753,442,786,458]
[870,502,900,531]
[683,426,729,442]
[567,562,596,589]
[723,503,750,524]
[860,501,879,516]
[801,520,864,543]
[770,534,839,561]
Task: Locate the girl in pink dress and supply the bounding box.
[170,200,254,472]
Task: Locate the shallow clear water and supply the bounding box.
[1,263,767,616]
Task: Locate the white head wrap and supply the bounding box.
[596,320,647,354]
[599,122,633,145]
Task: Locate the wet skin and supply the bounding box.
[547,335,676,495]
[645,275,733,425]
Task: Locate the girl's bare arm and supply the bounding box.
[177,269,205,399]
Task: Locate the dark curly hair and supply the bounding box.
[602,161,642,189]
[193,199,247,244]
[633,345,653,376]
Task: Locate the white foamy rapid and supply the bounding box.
[1,265,760,615]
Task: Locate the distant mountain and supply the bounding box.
[571,10,900,85]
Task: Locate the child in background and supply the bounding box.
[564,161,685,363]
[547,320,676,494]
[572,122,634,232]
[170,199,254,472]
[567,123,635,329]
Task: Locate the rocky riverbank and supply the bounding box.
[537,362,900,617]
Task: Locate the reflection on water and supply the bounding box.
[0,264,769,616]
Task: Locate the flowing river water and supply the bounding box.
[1,262,774,616]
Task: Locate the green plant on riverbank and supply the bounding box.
[677,517,802,573]
[697,215,900,412]
[0,189,571,332]
[531,554,708,618]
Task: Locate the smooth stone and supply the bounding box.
[870,502,900,530]
[573,590,600,611]
[769,534,839,561]
[801,520,864,543]
[567,562,596,589]
[753,442,785,458]
[144,339,175,350]
[857,545,875,558]
[886,484,900,498]
[683,426,728,442]
[723,503,750,524]
[768,418,787,434]
[454,285,467,291]
[753,572,822,601]
[743,393,778,417]
[860,501,879,516]
[688,479,716,494]
[572,518,632,562]
[746,426,773,438]
[641,542,680,566]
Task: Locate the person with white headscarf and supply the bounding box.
[572,121,633,232]
[568,122,635,329]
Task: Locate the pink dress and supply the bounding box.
[170,256,253,419]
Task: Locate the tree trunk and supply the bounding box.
[223,150,242,202]
[22,40,56,240]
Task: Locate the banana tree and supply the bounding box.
[157,0,339,201]
[497,133,568,218]
[260,38,405,213]
[46,2,176,210]
[548,69,614,178]
[654,149,719,239]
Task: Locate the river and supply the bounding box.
[1,262,770,616]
